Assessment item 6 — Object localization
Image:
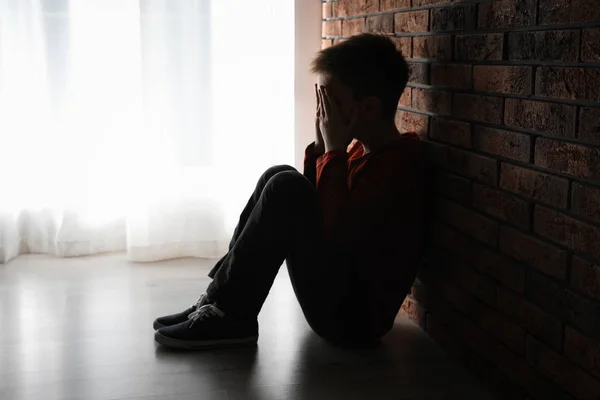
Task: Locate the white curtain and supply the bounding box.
[0,0,295,264]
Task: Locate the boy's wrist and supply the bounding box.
[313,141,325,156]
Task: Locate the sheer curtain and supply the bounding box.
[0,0,294,264]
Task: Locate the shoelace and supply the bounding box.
[190,293,208,309]
[188,304,225,327]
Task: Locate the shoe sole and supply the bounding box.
[154,331,258,350]
[153,320,166,330]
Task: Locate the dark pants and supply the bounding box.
[206,165,367,342]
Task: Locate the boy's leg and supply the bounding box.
[205,169,318,317]
[154,168,327,348]
[152,164,298,331]
[208,164,296,278]
[207,167,375,342]
[286,239,376,343]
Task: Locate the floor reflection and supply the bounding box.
[0,254,494,400]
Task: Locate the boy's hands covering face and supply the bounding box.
[314,84,325,155]
[317,85,357,153]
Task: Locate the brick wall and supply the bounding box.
[322,1,600,399]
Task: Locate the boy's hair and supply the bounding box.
[311,34,409,119]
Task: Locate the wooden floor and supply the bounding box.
[0,254,493,400]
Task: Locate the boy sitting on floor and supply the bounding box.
[153,34,425,349]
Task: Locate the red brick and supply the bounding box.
[483,368,528,400]
[408,62,428,84]
[456,33,504,61]
[431,4,477,32]
[535,138,600,181]
[432,221,470,253]
[394,10,429,33]
[437,279,471,314]
[428,143,498,185]
[322,2,332,19]
[479,0,537,28]
[572,183,600,224]
[400,295,427,328]
[395,111,429,136]
[565,326,600,379]
[472,184,530,229]
[390,37,411,58]
[571,256,600,300]
[433,171,471,203]
[455,318,565,400]
[427,314,467,363]
[321,39,333,49]
[498,287,563,351]
[430,118,471,148]
[333,0,378,17]
[505,99,576,137]
[471,300,525,354]
[508,30,580,62]
[453,94,503,124]
[476,249,526,294]
[463,352,498,390]
[500,164,569,208]
[535,206,600,260]
[433,223,525,292]
[529,269,600,338]
[539,0,600,25]
[450,260,497,307]
[411,88,450,115]
[413,36,452,60]
[474,66,532,95]
[380,0,410,12]
[398,88,411,108]
[431,64,472,90]
[413,0,451,5]
[475,127,531,163]
[499,226,568,279]
[412,278,463,326]
[579,107,600,144]
[341,18,365,36]
[526,336,600,400]
[582,29,600,62]
[323,20,342,37]
[365,14,394,34]
[536,67,600,103]
[435,198,499,246]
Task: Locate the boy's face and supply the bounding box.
[316,73,380,139]
[317,73,358,129]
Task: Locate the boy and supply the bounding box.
[153,34,425,349]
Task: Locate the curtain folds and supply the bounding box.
[0,0,294,263]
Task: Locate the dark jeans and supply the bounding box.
[206,165,367,342]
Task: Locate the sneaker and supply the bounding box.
[153,293,211,330]
[154,304,259,349]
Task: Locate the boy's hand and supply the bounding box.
[318,86,357,153]
[314,84,325,155]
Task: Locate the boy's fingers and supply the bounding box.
[319,87,327,117]
[315,85,321,117]
[321,87,332,116]
[315,83,321,109]
[317,87,324,118]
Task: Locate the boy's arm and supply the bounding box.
[314,149,350,236]
[303,142,324,187]
[316,137,423,246]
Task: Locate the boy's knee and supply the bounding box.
[263,171,315,207]
[261,165,296,183]
[267,170,311,192]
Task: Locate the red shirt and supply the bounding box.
[304,133,425,334]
